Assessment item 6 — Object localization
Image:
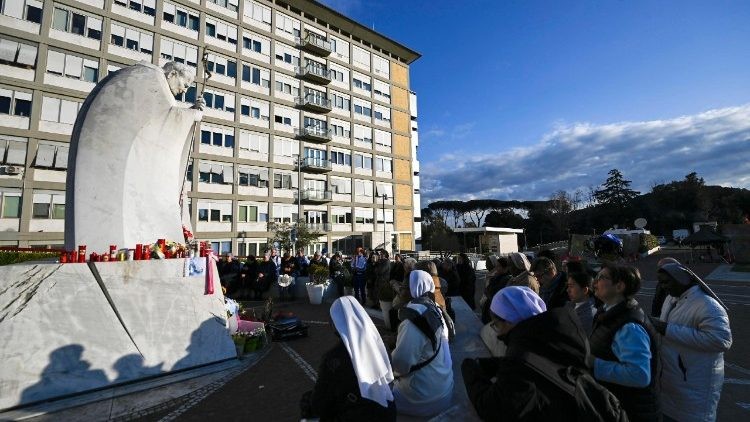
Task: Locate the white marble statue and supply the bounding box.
[64,61,204,252]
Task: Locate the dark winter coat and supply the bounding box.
[462,307,588,421]
[481,273,512,324]
[301,341,396,421]
[456,262,477,309]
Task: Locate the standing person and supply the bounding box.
[438,259,461,297]
[279,252,297,301]
[456,253,477,309]
[240,255,259,300]
[481,257,512,324]
[566,272,596,336]
[295,248,310,277]
[365,252,379,307]
[257,251,277,299]
[531,257,568,309]
[300,296,396,421]
[391,271,453,417]
[374,251,392,303]
[590,263,660,421]
[652,263,732,422]
[390,254,404,284]
[310,250,325,267]
[329,252,348,298]
[269,247,281,279]
[351,248,368,304]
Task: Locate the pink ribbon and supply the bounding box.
[205,251,218,295]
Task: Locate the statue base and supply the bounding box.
[0,259,235,410]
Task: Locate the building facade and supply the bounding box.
[0,0,420,255]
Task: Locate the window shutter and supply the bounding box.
[51,193,66,204]
[35,144,56,167]
[40,97,60,122]
[5,141,27,165]
[223,165,234,183]
[198,162,211,173]
[0,39,17,62]
[291,173,298,189]
[54,146,69,169]
[64,54,83,78]
[111,24,125,38]
[46,50,65,74]
[59,100,79,124]
[141,33,153,51]
[87,17,102,32]
[163,3,176,15]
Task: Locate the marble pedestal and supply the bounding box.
[0,259,235,411]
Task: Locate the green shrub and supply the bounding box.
[0,251,59,266]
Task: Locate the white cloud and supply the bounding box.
[421,104,750,204]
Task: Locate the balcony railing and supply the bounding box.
[295,95,332,113]
[296,126,332,143]
[295,62,331,84]
[297,189,333,202]
[300,157,332,173]
[297,32,332,56]
[304,222,332,232]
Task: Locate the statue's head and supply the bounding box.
[163,62,195,96]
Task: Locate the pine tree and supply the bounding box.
[594,169,640,224]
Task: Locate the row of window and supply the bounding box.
[194,201,393,225]
[0,188,395,223]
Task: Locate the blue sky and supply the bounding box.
[318,0,750,203]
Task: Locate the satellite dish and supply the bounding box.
[634,218,647,229]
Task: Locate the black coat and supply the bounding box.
[481,273,512,324]
[456,262,477,309]
[301,341,396,421]
[463,307,588,421]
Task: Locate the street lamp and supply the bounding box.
[381,193,388,252]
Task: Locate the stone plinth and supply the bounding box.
[0,259,235,411]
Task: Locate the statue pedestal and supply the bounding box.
[0,259,235,411]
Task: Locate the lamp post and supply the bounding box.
[381,193,388,252]
[294,154,302,253]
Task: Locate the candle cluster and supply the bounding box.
[58,239,202,263]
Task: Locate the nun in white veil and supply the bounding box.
[300,296,396,421]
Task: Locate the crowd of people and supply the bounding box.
[217,247,733,421]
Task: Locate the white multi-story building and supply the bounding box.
[0,0,421,255]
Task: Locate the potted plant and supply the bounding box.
[378,282,396,329]
[306,264,330,305]
[231,333,246,356]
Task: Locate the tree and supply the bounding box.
[484,208,525,228]
[593,169,640,227]
[594,169,640,208]
[268,221,322,253]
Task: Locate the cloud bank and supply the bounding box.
[421,105,750,204]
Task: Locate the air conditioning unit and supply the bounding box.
[5,165,21,175]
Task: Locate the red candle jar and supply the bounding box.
[60,252,68,263]
[68,251,76,263]
[109,245,117,261]
[77,245,87,263]
[143,245,151,260]
[157,239,166,253]
[134,244,142,260]
[102,253,110,262]
[89,252,97,262]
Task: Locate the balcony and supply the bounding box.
[295,95,332,113]
[300,157,332,173]
[296,126,332,143]
[296,189,333,203]
[305,222,332,232]
[297,32,332,57]
[296,63,331,85]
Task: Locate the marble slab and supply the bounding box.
[0,259,235,411]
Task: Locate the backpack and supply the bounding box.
[519,352,629,422]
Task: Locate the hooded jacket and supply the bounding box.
[659,285,732,422]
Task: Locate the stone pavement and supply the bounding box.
[8,297,486,422]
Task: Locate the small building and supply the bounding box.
[454,227,523,255]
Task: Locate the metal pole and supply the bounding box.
[295,154,301,254]
[382,194,387,252]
